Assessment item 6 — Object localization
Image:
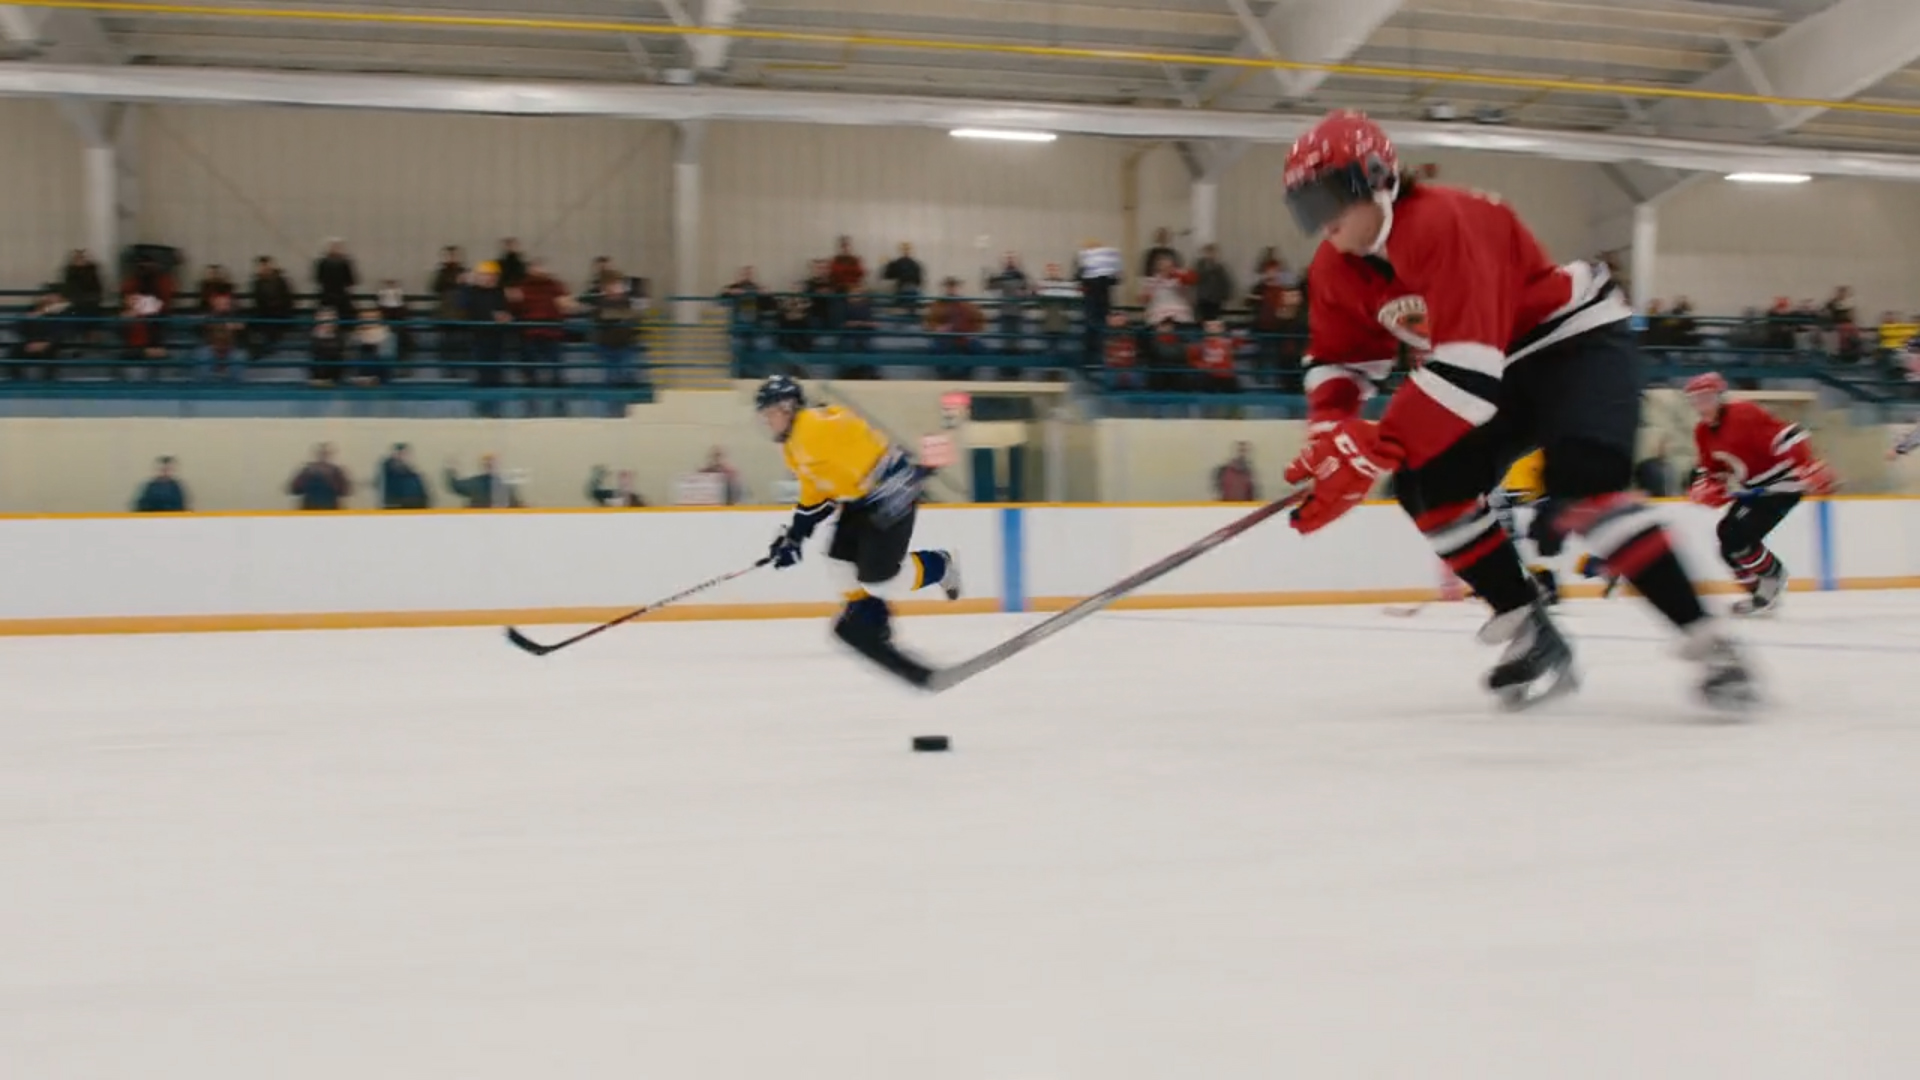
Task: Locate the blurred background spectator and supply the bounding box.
[132,455,189,512]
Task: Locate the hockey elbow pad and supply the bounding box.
[865,452,925,527]
[786,500,834,544]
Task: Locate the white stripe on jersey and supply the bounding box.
[1410,366,1499,426]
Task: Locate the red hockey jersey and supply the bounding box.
[1303,182,1631,467]
[1694,400,1815,493]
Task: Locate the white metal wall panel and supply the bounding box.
[1654,177,1920,317]
[701,122,1131,294]
[1215,147,1618,279]
[0,100,86,290]
[138,106,675,295]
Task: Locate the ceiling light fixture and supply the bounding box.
[950,128,1057,143]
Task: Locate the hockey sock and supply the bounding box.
[1728,546,1778,591]
[1415,500,1536,614]
[909,551,949,590]
[1562,493,1705,629]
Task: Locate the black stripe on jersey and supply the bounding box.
[1509,278,1628,358]
[1422,359,1505,405]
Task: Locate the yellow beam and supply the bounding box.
[30,0,1920,121]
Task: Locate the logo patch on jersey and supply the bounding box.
[1377,295,1431,349]
[1711,450,1749,487]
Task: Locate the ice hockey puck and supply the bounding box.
[912,735,951,753]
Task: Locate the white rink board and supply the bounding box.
[0,498,1906,627]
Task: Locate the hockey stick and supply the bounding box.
[505,558,771,656]
[912,486,1309,692]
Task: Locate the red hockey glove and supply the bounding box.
[1688,476,1731,508]
[1795,458,1837,495]
[1283,419,1399,534]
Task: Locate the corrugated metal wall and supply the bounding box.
[701,122,1136,294]
[1656,178,1920,317]
[139,106,675,295]
[0,101,87,290]
[1216,146,1619,279]
[2,102,1917,315]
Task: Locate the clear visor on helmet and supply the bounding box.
[1284,163,1373,236]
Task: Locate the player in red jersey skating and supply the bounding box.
[1278,110,1756,711]
[1684,372,1835,617]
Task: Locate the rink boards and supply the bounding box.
[0,497,1906,635]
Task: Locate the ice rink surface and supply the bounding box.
[6,592,1920,1078]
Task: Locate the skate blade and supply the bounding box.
[1494,666,1581,712]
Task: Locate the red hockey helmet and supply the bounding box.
[1283,110,1400,236]
[1685,371,1728,398]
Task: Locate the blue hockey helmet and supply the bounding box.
[754,373,804,412]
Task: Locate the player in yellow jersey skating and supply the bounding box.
[1494,448,1620,603]
[756,374,961,682]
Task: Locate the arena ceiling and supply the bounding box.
[3,0,1920,155]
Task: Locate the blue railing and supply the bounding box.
[2,289,1911,416]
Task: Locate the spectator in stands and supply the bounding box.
[881,242,924,312]
[587,270,641,386]
[1193,244,1234,323]
[9,289,69,380]
[1141,252,1196,326]
[926,277,983,380]
[1076,238,1122,370]
[722,266,767,332]
[196,293,246,381]
[1036,263,1079,359]
[698,446,742,504]
[1827,285,1857,329]
[803,259,835,331]
[1213,442,1258,502]
[839,291,880,379]
[1102,312,1139,389]
[1145,316,1191,389]
[445,453,523,508]
[1253,275,1306,391]
[352,306,396,384]
[1141,226,1181,277]
[1252,246,1282,281]
[463,261,513,410]
[196,264,235,311]
[511,259,573,409]
[378,442,430,509]
[828,235,866,309]
[120,255,173,375]
[496,238,527,288]
[431,246,468,366]
[132,456,189,512]
[309,307,345,384]
[376,279,412,365]
[985,252,1031,358]
[1188,319,1240,392]
[288,443,351,510]
[314,239,357,314]
[61,249,104,342]
[586,465,645,507]
[248,256,296,359]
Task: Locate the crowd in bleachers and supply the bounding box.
[4,240,657,409]
[9,233,1920,400]
[721,229,1312,391]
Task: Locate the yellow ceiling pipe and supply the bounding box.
[29,0,1920,122]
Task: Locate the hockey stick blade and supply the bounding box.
[917,487,1308,693]
[504,558,771,657]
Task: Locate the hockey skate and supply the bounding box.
[1679,622,1761,713]
[934,549,963,601]
[1479,600,1579,711]
[1730,561,1786,618]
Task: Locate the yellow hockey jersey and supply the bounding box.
[782,404,895,508]
[1501,450,1546,504]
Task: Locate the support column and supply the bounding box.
[672,120,705,326]
[1190,179,1218,248]
[82,143,116,270]
[1629,201,1658,314]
